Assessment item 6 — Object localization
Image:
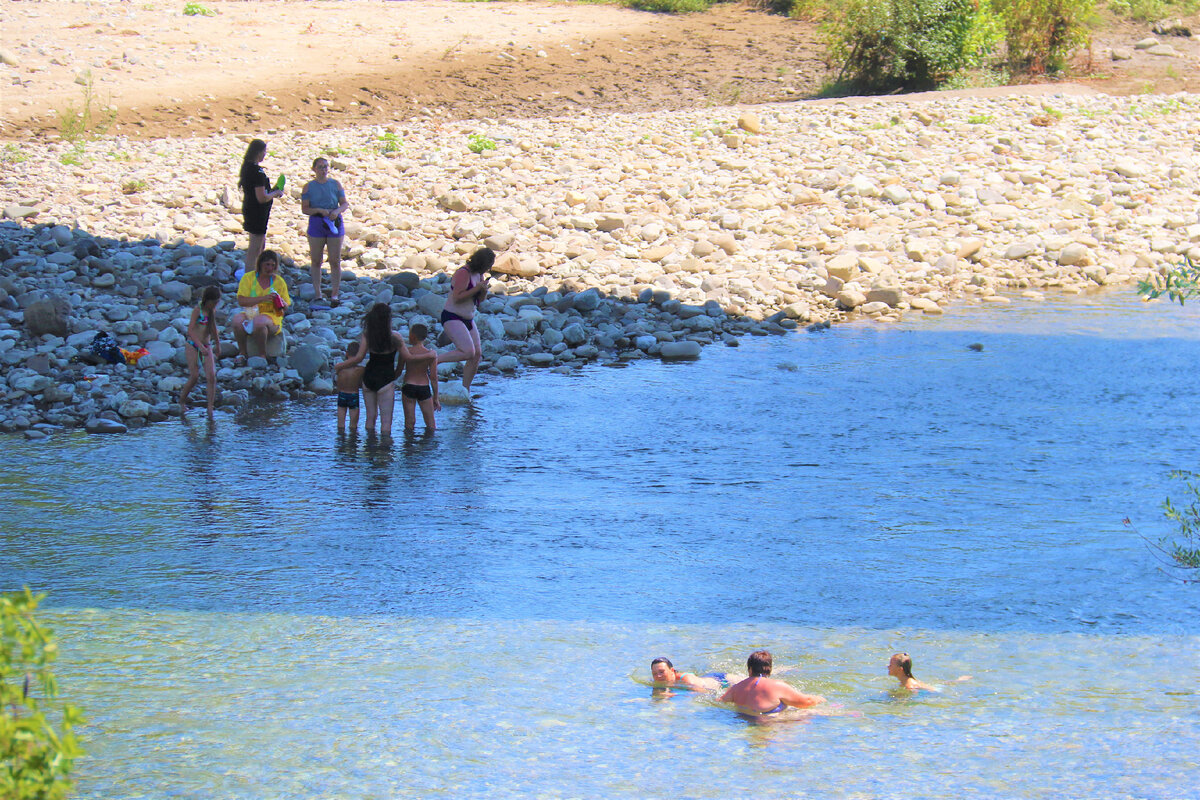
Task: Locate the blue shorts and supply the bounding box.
[336,391,359,409]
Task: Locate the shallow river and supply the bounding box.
[4,293,1199,799]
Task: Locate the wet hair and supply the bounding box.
[346,340,360,358]
[747,650,772,677]
[363,302,393,354]
[409,323,428,342]
[466,247,495,274]
[256,249,279,272]
[650,657,674,671]
[312,156,329,170]
[892,653,914,679]
[239,139,267,191]
[198,285,220,309]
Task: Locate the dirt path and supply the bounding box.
[2,1,1197,142]
[3,0,824,140]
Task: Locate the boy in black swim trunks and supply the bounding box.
[335,340,363,433]
[399,324,440,433]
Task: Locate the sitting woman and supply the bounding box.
[232,249,291,363]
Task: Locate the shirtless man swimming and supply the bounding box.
[650,657,724,692]
[720,650,825,715]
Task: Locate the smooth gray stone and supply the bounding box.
[572,288,601,312]
[289,344,325,383]
[417,292,445,317]
[660,340,702,360]
[23,293,71,337]
[561,323,587,346]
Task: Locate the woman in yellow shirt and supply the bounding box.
[233,249,291,363]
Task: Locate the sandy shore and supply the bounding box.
[4,1,1198,141]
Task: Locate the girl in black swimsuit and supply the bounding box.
[334,303,433,436]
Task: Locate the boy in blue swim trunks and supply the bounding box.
[336,340,363,433]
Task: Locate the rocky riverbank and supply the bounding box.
[2,92,1199,437]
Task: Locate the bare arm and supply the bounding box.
[300,196,323,218]
[334,335,369,372]
[449,269,489,304]
[781,684,825,709]
[254,185,282,203]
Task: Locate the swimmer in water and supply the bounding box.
[720,650,824,715]
[888,652,971,692]
[650,657,724,692]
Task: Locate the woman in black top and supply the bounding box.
[238,139,284,276]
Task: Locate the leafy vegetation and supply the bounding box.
[182,2,216,16]
[824,0,1000,93]
[2,588,84,800]
[1128,471,1200,580]
[467,134,497,154]
[993,0,1095,74]
[1108,0,1199,22]
[59,70,116,145]
[1137,254,1200,305]
[377,132,402,154]
[627,0,713,10]
[0,144,26,165]
[121,179,148,194]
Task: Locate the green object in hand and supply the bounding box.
[274,174,286,191]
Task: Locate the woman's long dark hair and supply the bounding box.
[363,303,393,354]
[238,139,267,192]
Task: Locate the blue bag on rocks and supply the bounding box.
[90,331,124,365]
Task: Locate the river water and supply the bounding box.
[3,293,1198,799]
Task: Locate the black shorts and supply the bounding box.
[242,204,271,236]
[401,384,432,402]
[336,391,359,409]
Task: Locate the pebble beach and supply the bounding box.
[2,90,1200,437]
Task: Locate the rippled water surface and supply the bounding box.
[4,293,1199,798]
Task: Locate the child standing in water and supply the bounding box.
[336,340,364,433]
[334,303,434,437]
[181,286,221,418]
[399,323,440,433]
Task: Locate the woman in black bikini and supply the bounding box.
[334,303,433,436]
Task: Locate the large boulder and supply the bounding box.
[417,292,445,317]
[23,292,71,337]
[289,344,325,382]
[572,288,601,312]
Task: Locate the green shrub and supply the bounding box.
[467,134,497,154]
[993,0,1095,74]
[1,588,84,800]
[625,0,713,11]
[826,0,1001,94]
[182,2,215,16]
[59,70,116,144]
[1110,0,1199,22]
[1138,254,1200,305]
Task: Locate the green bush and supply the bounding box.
[182,2,215,16]
[466,134,497,154]
[2,588,84,800]
[1138,254,1200,306]
[993,0,1095,74]
[1110,0,1199,22]
[625,0,714,11]
[826,0,1001,94]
